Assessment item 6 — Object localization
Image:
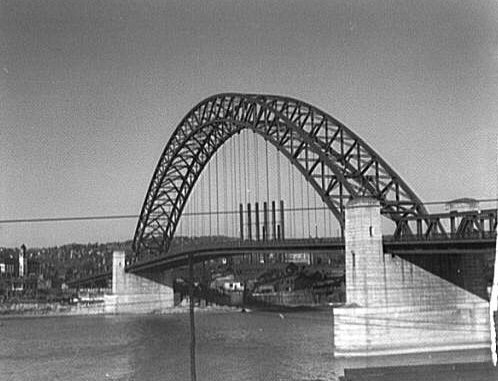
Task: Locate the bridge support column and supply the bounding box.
[334,198,490,357]
[104,251,174,314]
[344,198,383,307]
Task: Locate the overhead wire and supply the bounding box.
[2,199,497,226]
[1,189,496,228]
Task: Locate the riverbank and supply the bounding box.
[0,299,345,320]
[0,301,241,319]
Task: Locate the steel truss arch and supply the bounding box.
[133,93,427,260]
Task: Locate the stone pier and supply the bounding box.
[104,251,174,314]
[491,215,498,364]
[334,198,490,357]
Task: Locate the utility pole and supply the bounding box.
[188,253,197,381]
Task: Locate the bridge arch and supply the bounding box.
[133,93,426,259]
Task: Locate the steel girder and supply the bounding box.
[393,208,498,240]
[133,93,427,261]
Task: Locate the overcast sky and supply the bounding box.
[1,0,497,247]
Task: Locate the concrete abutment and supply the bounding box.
[104,251,174,314]
[334,198,490,357]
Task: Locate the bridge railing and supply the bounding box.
[168,237,345,250]
[121,232,498,270]
[133,237,346,263]
[393,208,497,241]
[385,230,497,242]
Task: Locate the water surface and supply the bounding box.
[0,310,337,381]
[0,310,491,380]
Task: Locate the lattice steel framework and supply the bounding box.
[133,93,427,260]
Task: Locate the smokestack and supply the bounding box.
[247,203,252,241]
[263,202,269,241]
[239,203,244,240]
[271,201,276,240]
[280,200,285,240]
[255,202,260,241]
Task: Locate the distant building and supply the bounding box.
[19,244,26,278]
[26,258,40,277]
[446,198,479,213]
[283,253,311,265]
[210,274,244,292]
[0,256,18,277]
[254,284,275,294]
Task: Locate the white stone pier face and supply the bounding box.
[104,251,174,314]
[490,217,498,365]
[344,198,383,307]
[334,198,490,357]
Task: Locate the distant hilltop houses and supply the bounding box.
[0,241,131,301]
[0,236,259,301]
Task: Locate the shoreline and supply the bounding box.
[0,301,338,320]
[0,303,241,319]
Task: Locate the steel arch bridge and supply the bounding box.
[133,93,427,261]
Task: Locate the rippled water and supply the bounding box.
[0,310,339,381]
[1,309,491,381]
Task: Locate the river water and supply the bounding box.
[0,309,492,381]
[0,310,339,381]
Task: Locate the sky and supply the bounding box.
[1,0,497,248]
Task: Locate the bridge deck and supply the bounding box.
[67,235,496,286]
